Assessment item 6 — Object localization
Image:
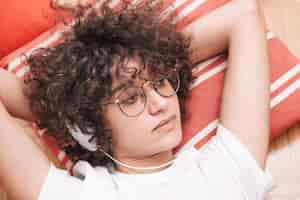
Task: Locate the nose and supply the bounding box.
[143,83,168,115]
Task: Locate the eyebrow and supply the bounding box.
[111,71,165,95]
[111,83,126,94]
[111,80,134,95]
[111,77,150,95]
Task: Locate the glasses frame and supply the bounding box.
[103,69,180,117]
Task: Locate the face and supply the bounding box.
[102,58,183,160]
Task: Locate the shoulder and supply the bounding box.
[38,163,82,200]
[72,161,119,199]
[38,161,118,200]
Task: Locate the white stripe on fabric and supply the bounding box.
[271,63,300,93]
[131,0,142,5]
[172,0,207,24]
[15,65,30,77]
[175,119,219,156]
[8,32,63,71]
[189,48,298,95]
[271,79,300,108]
[148,0,161,8]
[8,54,27,72]
[159,0,190,21]
[189,61,227,90]
[94,0,120,9]
[192,55,222,75]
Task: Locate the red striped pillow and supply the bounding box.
[0,0,72,59]
[1,0,299,170]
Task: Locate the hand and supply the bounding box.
[0,68,36,122]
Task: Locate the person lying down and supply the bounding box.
[0,0,275,199]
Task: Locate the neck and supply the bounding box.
[113,150,175,174]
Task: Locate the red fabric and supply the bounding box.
[0,0,70,58]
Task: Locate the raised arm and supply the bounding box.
[221,1,270,169]
[181,0,270,169]
[0,98,50,199]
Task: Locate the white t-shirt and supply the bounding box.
[38,124,275,200]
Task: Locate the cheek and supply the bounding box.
[104,107,150,147]
[114,118,151,143]
[111,120,153,157]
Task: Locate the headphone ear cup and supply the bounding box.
[66,121,98,151]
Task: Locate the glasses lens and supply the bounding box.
[154,71,180,97]
[117,86,146,117]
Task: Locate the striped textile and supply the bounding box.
[0,0,72,59]
[0,0,299,170]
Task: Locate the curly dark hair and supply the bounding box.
[24,0,195,167]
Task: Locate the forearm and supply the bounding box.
[0,99,50,199]
[181,0,266,63]
[0,68,36,122]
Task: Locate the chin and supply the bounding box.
[159,128,182,152]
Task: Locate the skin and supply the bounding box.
[0,0,270,199]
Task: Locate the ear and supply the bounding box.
[99,110,113,130]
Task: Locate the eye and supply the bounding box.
[118,87,142,105]
[122,94,139,105]
[154,78,167,88]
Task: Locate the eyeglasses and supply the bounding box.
[103,69,180,117]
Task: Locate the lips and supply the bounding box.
[153,115,176,132]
